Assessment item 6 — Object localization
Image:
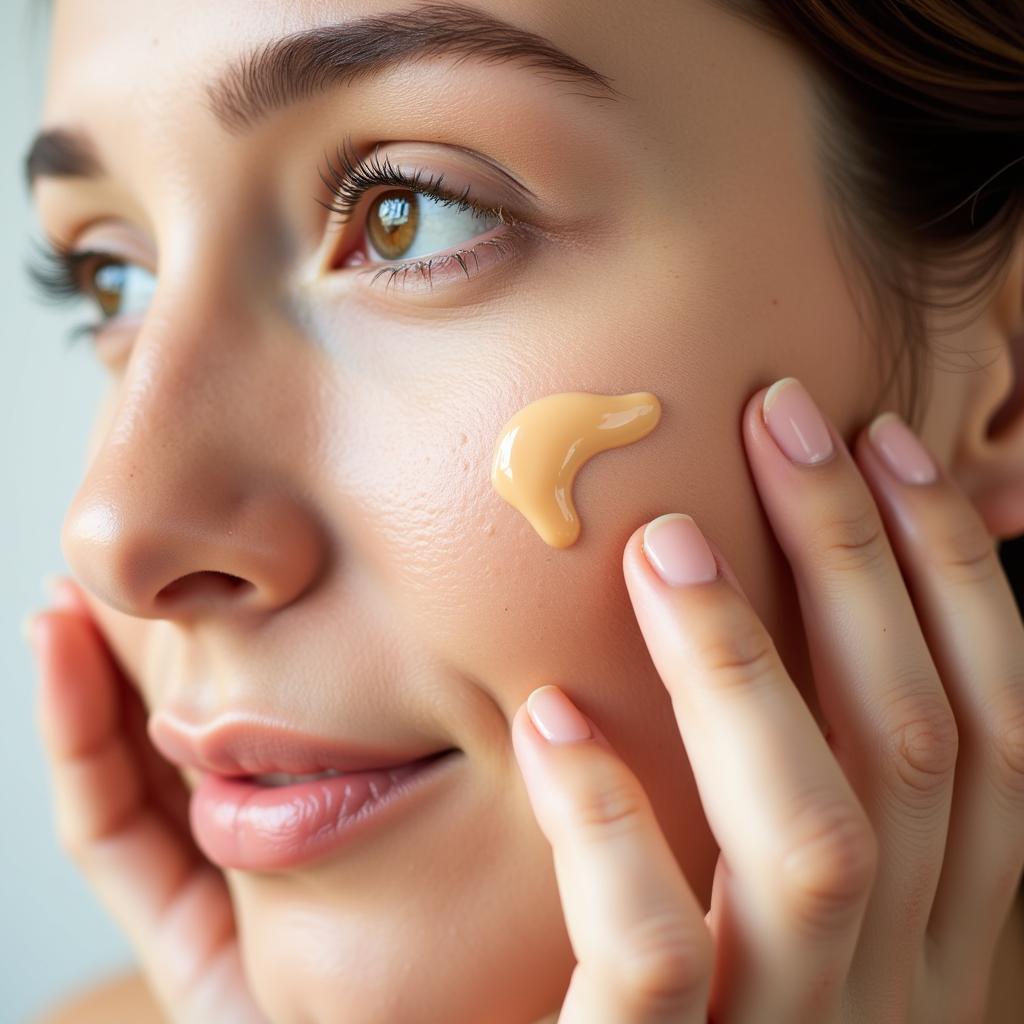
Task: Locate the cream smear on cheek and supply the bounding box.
[491,392,662,547]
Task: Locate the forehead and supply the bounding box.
[44,0,615,119]
[41,1,782,137]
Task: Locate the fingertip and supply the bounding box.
[511,698,543,751]
[21,611,40,649]
[622,521,654,583]
[45,574,91,613]
[698,534,750,600]
[25,608,68,659]
[743,384,772,434]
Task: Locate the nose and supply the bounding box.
[61,310,331,623]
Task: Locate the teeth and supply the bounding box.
[250,769,345,787]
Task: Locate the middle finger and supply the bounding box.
[742,377,959,1012]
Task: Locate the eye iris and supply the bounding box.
[367,189,419,260]
[92,260,125,317]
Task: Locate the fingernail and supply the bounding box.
[642,513,718,587]
[527,685,593,744]
[868,412,938,485]
[762,377,835,465]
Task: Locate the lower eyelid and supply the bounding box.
[349,221,533,299]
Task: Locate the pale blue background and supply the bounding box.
[2,3,136,1021]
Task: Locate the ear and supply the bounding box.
[949,236,1024,540]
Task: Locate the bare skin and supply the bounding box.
[25,1,1024,1022]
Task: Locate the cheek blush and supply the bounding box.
[491,391,662,547]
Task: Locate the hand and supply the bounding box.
[25,581,268,1024]
[512,376,1024,1023]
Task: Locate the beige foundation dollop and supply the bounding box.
[490,392,662,548]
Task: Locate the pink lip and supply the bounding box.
[148,710,451,776]
[147,710,460,870]
[190,750,460,870]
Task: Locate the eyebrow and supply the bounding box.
[24,0,620,191]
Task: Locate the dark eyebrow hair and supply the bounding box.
[24,126,103,191]
[207,1,621,133]
[24,1,621,190]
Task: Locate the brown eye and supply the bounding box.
[92,259,127,317]
[78,255,156,322]
[367,189,420,260]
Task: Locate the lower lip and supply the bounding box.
[190,750,460,871]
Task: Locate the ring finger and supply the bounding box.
[742,378,958,1016]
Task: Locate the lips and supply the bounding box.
[148,710,461,870]
[148,710,453,778]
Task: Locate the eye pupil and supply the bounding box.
[367,189,419,260]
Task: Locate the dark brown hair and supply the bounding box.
[710,0,1024,429]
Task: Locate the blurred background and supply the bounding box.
[2,3,1022,1023]
[2,3,136,1022]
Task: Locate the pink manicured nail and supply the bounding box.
[762,377,835,465]
[642,513,719,587]
[527,685,593,744]
[868,412,938,485]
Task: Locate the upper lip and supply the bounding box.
[148,710,453,778]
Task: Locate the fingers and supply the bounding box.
[624,514,876,1022]
[512,689,712,1024]
[27,581,236,1012]
[852,413,1024,1002]
[740,378,958,1012]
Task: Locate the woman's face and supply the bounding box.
[32,1,978,1021]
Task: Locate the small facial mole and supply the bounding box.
[490,391,662,548]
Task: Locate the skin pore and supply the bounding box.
[30,1,1024,1022]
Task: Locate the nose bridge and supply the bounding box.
[62,288,331,621]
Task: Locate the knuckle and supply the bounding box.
[987,684,1024,801]
[881,682,959,801]
[566,763,652,842]
[809,503,890,576]
[933,515,1000,586]
[693,608,779,693]
[618,913,712,1012]
[781,793,878,935]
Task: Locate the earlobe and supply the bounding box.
[950,239,1024,540]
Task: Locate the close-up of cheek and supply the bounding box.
[299,136,879,767]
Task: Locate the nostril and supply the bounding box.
[155,571,253,608]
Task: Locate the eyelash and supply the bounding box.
[25,137,528,343]
[24,239,112,347]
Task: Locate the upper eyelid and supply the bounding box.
[313,139,527,230]
[318,170,508,232]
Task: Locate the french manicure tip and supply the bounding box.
[762,376,798,414]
